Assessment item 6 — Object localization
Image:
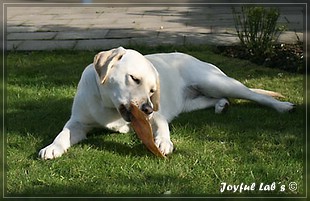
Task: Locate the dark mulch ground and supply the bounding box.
[214,43,304,73]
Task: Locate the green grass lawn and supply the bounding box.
[5,46,305,197]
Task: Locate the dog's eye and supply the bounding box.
[130,75,141,85]
[150,89,155,94]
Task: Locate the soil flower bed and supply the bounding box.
[215,42,304,73]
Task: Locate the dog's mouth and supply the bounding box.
[118,104,132,122]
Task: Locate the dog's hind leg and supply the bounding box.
[39,119,91,160]
[197,74,295,113]
[183,94,229,114]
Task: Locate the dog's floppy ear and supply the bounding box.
[94,47,126,84]
[151,75,160,111]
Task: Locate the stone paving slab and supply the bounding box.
[105,29,157,39]
[16,40,77,51]
[55,29,109,40]
[74,38,130,50]
[5,5,304,51]
[7,32,57,40]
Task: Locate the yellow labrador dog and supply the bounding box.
[39,47,295,159]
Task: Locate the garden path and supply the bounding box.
[5,4,304,50]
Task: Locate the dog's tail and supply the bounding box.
[250,88,285,99]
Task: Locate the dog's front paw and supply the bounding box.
[118,124,131,133]
[154,137,174,155]
[39,143,66,160]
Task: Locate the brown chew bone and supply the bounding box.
[130,103,166,158]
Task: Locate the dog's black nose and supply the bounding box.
[141,103,153,115]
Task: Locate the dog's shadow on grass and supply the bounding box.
[171,102,304,142]
[80,129,156,158]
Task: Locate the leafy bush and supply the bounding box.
[232,6,286,61]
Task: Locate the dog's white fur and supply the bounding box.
[39,47,295,159]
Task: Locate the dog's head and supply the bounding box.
[94,47,160,122]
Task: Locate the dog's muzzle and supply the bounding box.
[119,103,153,122]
